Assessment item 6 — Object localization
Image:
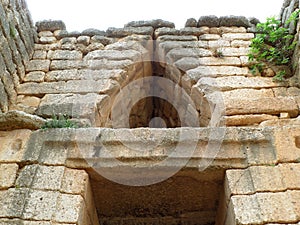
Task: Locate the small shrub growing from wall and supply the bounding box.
[248,10,299,81]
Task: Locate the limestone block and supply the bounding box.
[225,97,298,117]
[125,19,175,29]
[17,95,41,108]
[231,40,251,48]
[0,80,8,112]
[256,192,297,223]
[249,166,286,192]
[38,31,53,37]
[36,93,106,125]
[39,36,57,44]
[16,165,65,191]
[23,190,59,220]
[61,168,89,195]
[240,56,250,66]
[48,50,83,60]
[222,88,274,99]
[53,194,85,223]
[288,190,300,220]
[0,163,18,189]
[0,219,52,225]
[228,194,262,225]
[218,47,250,57]
[154,27,180,38]
[179,27,209,36]
[225,169,255,196]
[198,57,241,66]
[50,60,87,70]
[174,57,200,71]
[32,50,47,59]
[81,28,106,36]
[158,41,206,56]
[0,111,45,131]
[198,16,220,27]
[0,188,29,218]
[166,48,212,63]
[26,60,50,72]
[220,27,247,33]
[84,49,141,61]
[86,59,134,70]
[156,35,198,42]
[225,114,278,126]
[186,66,249,82]
[34,43,61,51]
[17,79,119,95]
[0,129,32,163]
[279,164,300,189]
[222,33,255,41]
[106,26,154,38]
[45,69,78,81]
[199,34,221,40]
[208,39,231,48]
[36,20,66,32]
[196,76,286,92]
[24,71,45,82]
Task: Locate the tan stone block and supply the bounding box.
[219,47,250,57]
[17,79,119,95]
[166,48,212,63]
[0,129,32,163]
[231,40,251,48]
[0,164,18,189]
[223,88,274,99]
[24,71,45,82]
[225,97,298,117]
[198,57,241,66]
[256,192,298,223]
[186,66,249,82]
[240,56,250,66]
[274,126,300,162]
[32,50,47,59]
[199,34,221,40]
[249,166,286,192]
[208,40,231,48]
[26,60,51,73]
[222,33,254,40]
[288,190,300,220]
[23,190,59,220]
[220,27,247,33]
[156,35,198,42]
[34,43,61,51]
[196,76,287,92]
[39,36,57,44]
[228,194,263,225]
[50,60,87,70]
[279,163,300,189]
[61,168,89,195]
[225,114,278,126]
[53,194,85,223]
[38,31,53,37]
[48,50,83,60]
[17,96,41,108]
[84,49,141,61]
[16,165,65,191]
[86,59,134,70]
[225,169,255,196]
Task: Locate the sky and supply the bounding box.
[25,0,284,32]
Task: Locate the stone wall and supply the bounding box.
[280,0,300,79]
[0,0,36,113]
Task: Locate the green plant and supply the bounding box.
[214,49,224,58]
[9,23,16,38]
[248,10,299,80]
[41,114,78,129]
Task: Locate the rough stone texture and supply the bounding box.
[0,111,45,131]
[36,20,66,32]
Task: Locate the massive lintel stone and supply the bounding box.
[125,19,175,29]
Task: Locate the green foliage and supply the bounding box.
[214,49,224,58]
[9,23,16,38]
[248,10,299,80]
[41,114,78,129]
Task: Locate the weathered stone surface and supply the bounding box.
[47,50,83,60]
[208,39,231,48]
[225,97,298,117]
[195,76,286,92]
[106,27,154,38]
[90,35,112,45]
[166,48,212,63]
[50,60,87,70]
[84,49,141,61]
[81,28,106,36]
[36,20,66,32]
[154,27,180,37]
[17,165,65,191]
[39,36,57,44]
[222,33,255,41]
[61,168,89,195]
[219,16,251,27]
[185,18,198,27]
[18,80,119,95]
[156,35,198,42]
[125,19,175,29]
[179,27,209,36]
[186,66,249,81]
[23,71,45,82]
[218,47,250,56]
[199,34,221,40]
[225,114,278,126]
[0,111,45,131]
[25,60,51,72]
[0,164,18,189]
[198,16,220,27]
